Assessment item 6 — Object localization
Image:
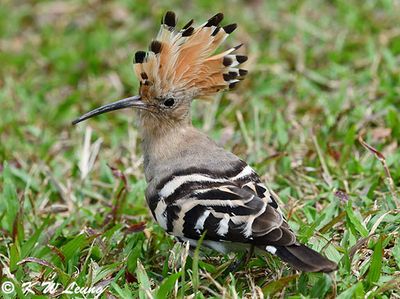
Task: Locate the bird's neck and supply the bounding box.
[139,113,193,179]
[141,124,191,156]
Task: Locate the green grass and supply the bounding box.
[1,0,400,298]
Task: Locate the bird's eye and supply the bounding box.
[163,98,175,107]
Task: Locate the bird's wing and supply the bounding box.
[180,183,297,248]
[150,161,297,248]
[149,160,338,273]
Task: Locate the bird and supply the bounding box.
[72,11,337,273]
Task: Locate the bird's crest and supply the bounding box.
[133,11,248,101]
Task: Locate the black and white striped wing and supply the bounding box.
[148,162,297,250]
[182,184,296,247]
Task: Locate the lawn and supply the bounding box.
[1,0,400,298]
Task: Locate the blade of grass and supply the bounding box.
[366,236,383,288]
[192,232,206,294]
[136,260,153,299]
[155,272,181,299]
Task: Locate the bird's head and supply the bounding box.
[72,11,247,131]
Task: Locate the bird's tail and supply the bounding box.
[270,244,338,273]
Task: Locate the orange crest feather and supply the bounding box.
[133,11,248,100]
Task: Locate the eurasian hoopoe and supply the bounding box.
[73,11,337,273]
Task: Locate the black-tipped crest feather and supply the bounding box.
[229,82,238,89]
[134,51,146,63]
[236,55,248,64]
[239,69,248,76]
[223,73,232,81]
[223,56,233,66]
[149,40,162,54]
[163,11,176,27]
[205,13,224,27]
[211,27,221,36]
[223,23,237,34]
[234,43,243,51]
[140,72,148,80]
[182,27,194,37]
[182,19,194,30]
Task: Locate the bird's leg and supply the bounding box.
[226,244,255,273]
[244,244,255,264]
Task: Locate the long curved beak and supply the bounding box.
[72,95,145,125]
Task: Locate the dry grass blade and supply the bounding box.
[348,236,373,262]
[79,126,103,180]
[312,134,333,187]
[17,257,57,270]
[358,133,399,208]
